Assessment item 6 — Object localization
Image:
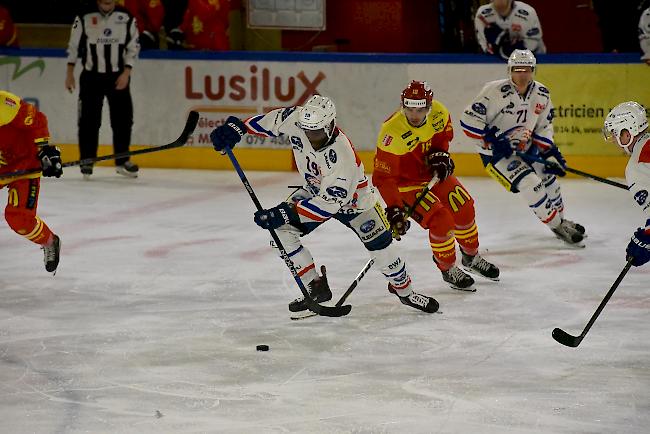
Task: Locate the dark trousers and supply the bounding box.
[78,70,133,166]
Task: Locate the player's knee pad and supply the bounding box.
[5,207,36,235]
[269,225,303,252]
[373,243,411,288]
[422,207,455,238]
[516,172,544,202]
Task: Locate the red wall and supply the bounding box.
[280,0,604,54]
[281,0,440,53]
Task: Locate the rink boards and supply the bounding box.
[0,49,646,176]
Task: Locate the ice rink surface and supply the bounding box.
[1,167,649,434]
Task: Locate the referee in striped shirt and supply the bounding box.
[65,0,141,179]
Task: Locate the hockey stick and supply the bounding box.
[290,257,376,320]
[516,151,628,190]
[222,146,351,318]
[552,257,634,348]
[393,175,439,241]
[0,111,200,179]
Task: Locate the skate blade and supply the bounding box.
[460,265,500,282]
[449,284,477,292]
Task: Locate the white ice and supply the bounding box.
[1,168,649,434]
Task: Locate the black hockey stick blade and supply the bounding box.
[552,327,582,348]
[311,303,352,317]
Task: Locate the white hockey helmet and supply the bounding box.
[507,49,536,76]
[603,101,648,153]
[298,95,336,139]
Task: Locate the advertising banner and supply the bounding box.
[0,53,647,157]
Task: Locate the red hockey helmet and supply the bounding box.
[401,80,433,108]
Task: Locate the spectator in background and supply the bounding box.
[593,0,643,53]
[474,0,545,60]
[119,0,165,50]
[180,0,230,51]
[640,6,650,65]
[162,0,188,49]
[65,0,141,179]
[0,4,18,47]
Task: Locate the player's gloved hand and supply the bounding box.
[210,116,247,152]
[484,25,507,54]
[626,228,650,267]
[498,38,526,60]
[541,147,567,177]
[386,206,410,237]
[425,151,455,181]
[139,30,158,50]
[166,28,185,50]
[38,146,63,178]
[484,126,513,163]
[254,202,300,230]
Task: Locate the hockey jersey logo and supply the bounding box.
[634,190,648,206]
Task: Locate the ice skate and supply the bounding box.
[116,161,139,178]
[288,265,332,312]
[441,265,475,291]
[561,218,586,238]
[461,251,500,281]
[43,234,61,273]
[388,284,439,313]
[552,223,584,247]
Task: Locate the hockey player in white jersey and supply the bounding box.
[460,49,585,246]
[640,7,650,65]
[210,95,439,313]
[603,101,650,267]
[474,0,545,60]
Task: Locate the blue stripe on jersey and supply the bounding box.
[300,200,332,218]
[532,133,553,146]
[460,120,485,136]
[288,246,303,258]
[246,115,277,137]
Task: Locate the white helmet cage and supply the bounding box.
[298,95,337,139]
[507,49,536,80]
[603,101,649,153]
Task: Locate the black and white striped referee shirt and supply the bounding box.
[66,6,140,74]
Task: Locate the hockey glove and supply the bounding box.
[211,116,247,152]
[425,151,455,181]
[484,25,507,54]
[386,206,410,237]
[254,202,300,230]
[541,147,567,177]
[484,126,513,163]
[166,28,185,50]
[38,146,63,178]
[626,228,650,267]
[139,30,158,50]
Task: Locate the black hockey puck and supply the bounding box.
[256,344,269,351]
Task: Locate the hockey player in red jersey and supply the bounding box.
[373,81,499,291]
[0,91,62,273]
[119,0,165,50]
[180,0,230,51]
[603,101,650,267]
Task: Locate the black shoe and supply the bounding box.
[461,251,500,281]
[43,234,61,273]
[116,161,139,178]
[388,284,439,313]
[441,265,475,291]
[288,265,332,312]
[80,165,93,180]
